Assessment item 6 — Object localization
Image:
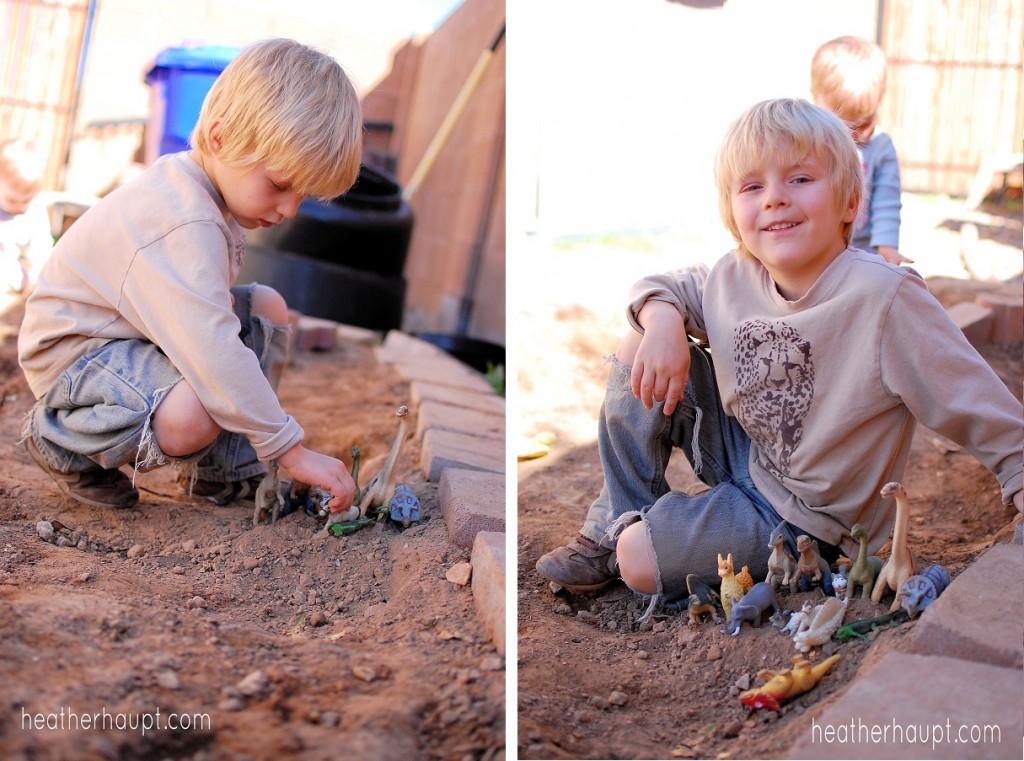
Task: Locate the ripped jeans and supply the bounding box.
[580,343,834,600]
[27,284,284,484]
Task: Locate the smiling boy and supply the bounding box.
[537,98,1022,602]
[18,38,361,512]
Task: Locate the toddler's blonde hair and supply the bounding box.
[0,139,44,198]
[192,38,363,201]
[810,35,888,129]
[714,98,864,257]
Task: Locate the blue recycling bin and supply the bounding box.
[144,45,240,162]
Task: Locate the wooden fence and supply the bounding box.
[879,0,1023,197]
[1,0,93,191]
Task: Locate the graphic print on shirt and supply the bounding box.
[733,319,815,479]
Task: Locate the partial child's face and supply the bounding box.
[206,157,304,230]
[730,151,857,300]
[0,177,37,216]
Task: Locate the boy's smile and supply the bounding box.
[731,153,857,300]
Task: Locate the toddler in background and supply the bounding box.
[0,139,53,294]
[811,35,910,265]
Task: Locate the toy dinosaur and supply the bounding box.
[792,596,848,653]
[253,459,285,526]
[765,521,798,594]
[718,553,753,621]
[795,535,834,594]
[684,573,721,628]
[847,524,883,599]
[872,482,919,611]
[724,582,779,636]
[324,405,410,533]
[388,483,421,527]
[831,571,848,600]
[834,608,910,643]
[781,600,814,636]
[900,565,949,618]
[739,653,841,712]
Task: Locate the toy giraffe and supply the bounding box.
[872,481,919,611]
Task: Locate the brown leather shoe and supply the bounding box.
[25,437,138,509]
[536,535,619,592]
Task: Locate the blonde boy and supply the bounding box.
[0,138,52,293]
[537,99,1022,602]
[19,39,362,510]
[810,35,908,265]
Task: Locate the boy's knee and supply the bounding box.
[615,329,643,367]
[152,380,220,456]
[616,520,658,594]
[251,284,289,324]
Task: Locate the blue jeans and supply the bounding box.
[580,343,835,600]
[27,284,280,483]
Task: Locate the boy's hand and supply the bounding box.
[631,300,690,416]
[277,444,356,513]
[877,245,913,265]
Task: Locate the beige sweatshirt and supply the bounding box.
[628,248,1023,557]
[18,152,303,462]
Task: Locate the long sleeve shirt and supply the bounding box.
[18,152,303,462]
[628,248,1022,557]
[852,129,902,253]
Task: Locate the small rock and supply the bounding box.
[352,665,378,682]
[76,571,92,584]
[719,719,743,738]
[156,670,181,690]
[171,566,186,575]
[707,644,723,661]
[236,670,271,698]
[480,656,503,672]
[308,611,328,627]
[445,562,472,586]
[607,691,629,707]
[55,536,73,548]
[182,539,198,553]
[35,521,54,542]
[734,673,751,691]
[242,556,261,571]
[126,544,145,559]
[218,696,245,712]
[186,596,207,610]
[319,711,340,727]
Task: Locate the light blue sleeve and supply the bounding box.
[863,131,902,249]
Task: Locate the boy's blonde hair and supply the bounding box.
[191,38,363,201]
[0,139,44,198]
[714,98,864,257]
[810,35,888,128]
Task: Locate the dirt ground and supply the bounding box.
[0,300,504,760]
[515,195,1022,760]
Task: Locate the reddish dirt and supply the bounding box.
[0,301,504,760]
[515,222,1022,757]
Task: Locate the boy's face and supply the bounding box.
[730,152,856,300]
[204,156,304,230]
[0,177,36,216]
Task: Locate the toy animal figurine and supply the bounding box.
[388,484,421,527]
[781,600,814,636]
[834,609,910,643]
[872,482,919,611]
[900,565,950,618]
[831,571,848,600]
[724,582,779,636]
[718,553,754,621]
[253,459,285,526]
[795,535,834,594]
[739,653,841,712]
[765,521,798,594]
[684,573,722,628]
[792,596,848,653]
[847,524,884,599]
[324,405,411,533]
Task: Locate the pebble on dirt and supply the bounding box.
[445,561,472,585]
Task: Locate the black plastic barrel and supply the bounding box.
[238,245,405,331]
[247,164,414,278]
